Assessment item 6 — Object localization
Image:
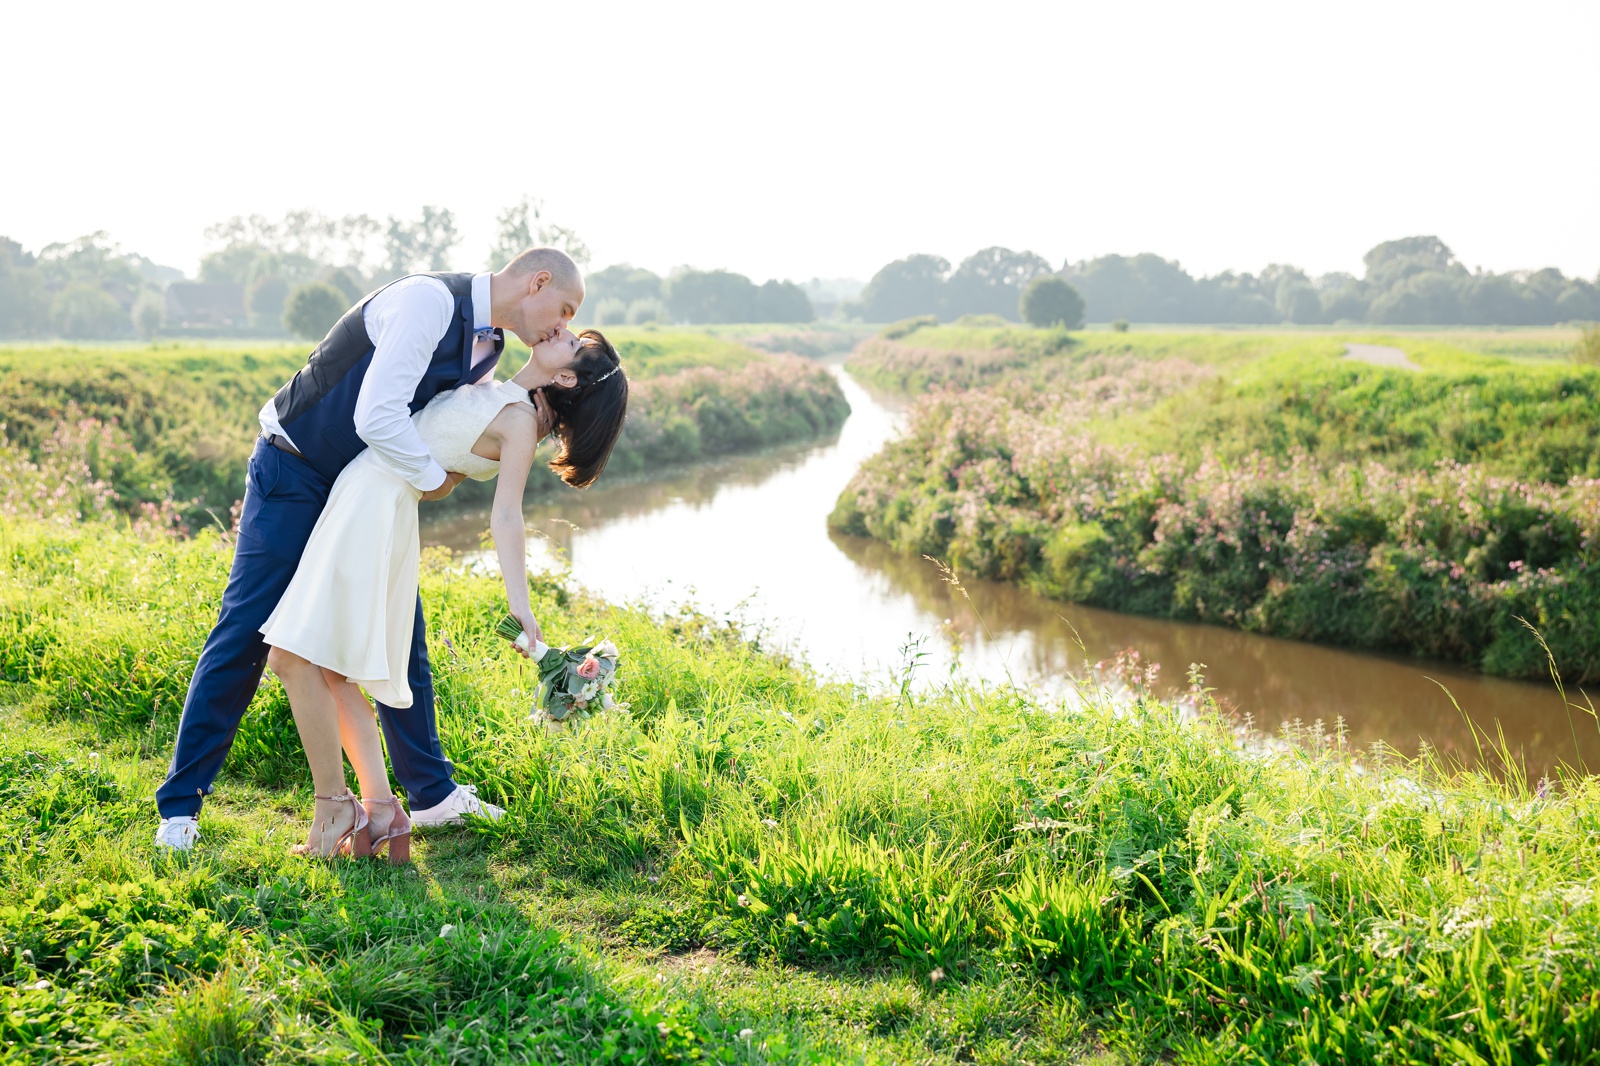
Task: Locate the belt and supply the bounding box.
[264,433,304,460]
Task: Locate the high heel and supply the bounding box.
[290,791,369,859]
[362,795,412,865]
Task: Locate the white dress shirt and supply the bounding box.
[259,272,495,492]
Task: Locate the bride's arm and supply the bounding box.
[489,410,543,654]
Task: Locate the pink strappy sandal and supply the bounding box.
[361,795,412,865]
[290,790,370,859]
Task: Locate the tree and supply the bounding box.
[944,247,1053,321]
[585,264,663,308]
[664,269,761,323]
[626,298,667,324]
[1019,275,1085,328]
[486,196,590,270]
[133,290,165,339]
[857,254,949,322]
[1362,236,1457,287]
[246,274,289,331]
[754,279,814,323]
[384,206,459,277]
[283,282,348,340]
[1066,253,1199,323]
[50,282,128,339]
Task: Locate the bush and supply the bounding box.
[281,281,347,341]
[1019,275,1085,328]
[1111,318,1130,332]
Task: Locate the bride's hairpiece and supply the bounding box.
[588,363,623,387]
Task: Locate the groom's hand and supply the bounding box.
[420,471,467,502]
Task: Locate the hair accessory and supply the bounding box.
[588,363,623,386]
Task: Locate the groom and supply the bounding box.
[154,248,585,849]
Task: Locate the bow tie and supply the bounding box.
[474,328,497,344]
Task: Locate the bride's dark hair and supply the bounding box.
[542,329,627,488]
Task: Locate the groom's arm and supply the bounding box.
[353,275,454,493]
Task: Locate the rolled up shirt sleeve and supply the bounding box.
[354,276,454,492]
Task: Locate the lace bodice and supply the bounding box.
[412,379,533,482]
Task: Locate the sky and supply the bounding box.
[2,0,1596,284]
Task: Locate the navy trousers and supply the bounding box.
[155,438,456,818]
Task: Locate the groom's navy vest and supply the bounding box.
[270,272,505,483]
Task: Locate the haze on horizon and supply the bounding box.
[2,0,1596,285]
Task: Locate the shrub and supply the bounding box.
[281,281,346,340]
[1019,275,1085,329]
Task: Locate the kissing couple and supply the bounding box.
[153,247,629,860]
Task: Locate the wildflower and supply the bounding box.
[439,924,456,939]
[739,1029,754,1040]
[929,967,945,984]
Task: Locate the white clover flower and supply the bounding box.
[439,924,456,939]
[738,1029,754,1041]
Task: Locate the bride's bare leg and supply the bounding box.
[267,647,357,855]
[320,669,398,837]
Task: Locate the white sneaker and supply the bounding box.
[154,816,201,850]
[409,784,505,828]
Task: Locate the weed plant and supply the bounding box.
[5,513,1600,1062]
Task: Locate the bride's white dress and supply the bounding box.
[260,379,534,707]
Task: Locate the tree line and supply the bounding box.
[0,198,816,341]
[579,265,813,327]
[853,236,1600,326]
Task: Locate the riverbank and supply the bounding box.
[833,322,1600,682]
[0,330,849,532]
[4,513,1600,1063]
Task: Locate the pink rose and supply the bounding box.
[576,655,601,679]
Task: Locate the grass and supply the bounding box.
[0,334,849,532]
[5,511,1600,1063]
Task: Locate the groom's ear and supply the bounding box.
[528,269,554,294]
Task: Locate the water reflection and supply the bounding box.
[832,533,1595,776]
[421,364,1594,778]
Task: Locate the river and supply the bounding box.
[421,362,1596,778]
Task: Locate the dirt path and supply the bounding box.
[1343,343,1421,371]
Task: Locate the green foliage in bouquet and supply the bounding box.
[496,616,621,723]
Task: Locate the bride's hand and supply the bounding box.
[511,608,543,657]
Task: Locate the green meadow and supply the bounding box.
[6,513,1600,1064]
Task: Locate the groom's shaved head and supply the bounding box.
[503,247,583,297]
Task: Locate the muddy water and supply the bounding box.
[421,364,1595,777]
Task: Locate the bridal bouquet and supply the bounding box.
[496,617,623,724]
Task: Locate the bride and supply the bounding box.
[260,327,627,860]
